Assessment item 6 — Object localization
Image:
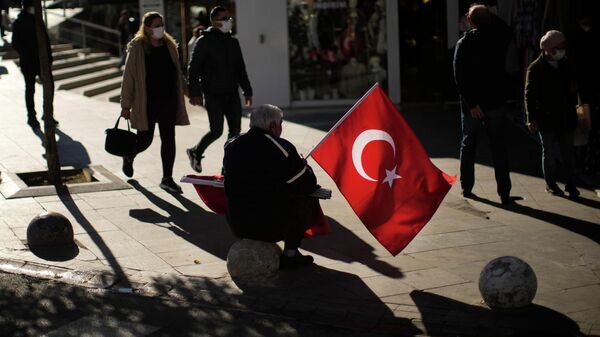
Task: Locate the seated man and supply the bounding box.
[223,104,320,269]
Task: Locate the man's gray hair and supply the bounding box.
[250,104,283,130]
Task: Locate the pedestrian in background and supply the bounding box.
[186,6,252,173]
[453,4,513,206]
[11,0,56,129]
[116,9,133,69]
[525,30,580,198]
[120,11,190,193]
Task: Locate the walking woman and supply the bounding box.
[120,11,189,193]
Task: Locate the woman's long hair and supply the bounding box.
[129,11,178,52]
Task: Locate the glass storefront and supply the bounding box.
[288,0,388,102]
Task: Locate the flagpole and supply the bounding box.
[307,83,380,158]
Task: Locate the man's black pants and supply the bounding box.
[192,93,241,157]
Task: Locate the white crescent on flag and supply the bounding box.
[352,129,402,187]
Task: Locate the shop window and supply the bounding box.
[288,0,387,101]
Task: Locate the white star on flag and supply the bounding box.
[382,166,402,188]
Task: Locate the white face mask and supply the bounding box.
[27,7,35,15]
[218,19,232,33]
[552,49,566,61]
[152,27,165,39]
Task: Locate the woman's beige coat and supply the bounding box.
[120,36,190,131]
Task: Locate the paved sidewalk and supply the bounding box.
[1,59,599,336]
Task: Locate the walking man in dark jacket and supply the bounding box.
[223,104,319,269]
[453,4,513,206]
[525,30,580,198]
[187,6,252,173]
[11,0,54,129]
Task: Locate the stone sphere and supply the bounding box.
[27,211,74,247]
[227,239,281,283]
[479,256,537,310]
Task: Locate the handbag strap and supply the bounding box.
[114,116,131,131]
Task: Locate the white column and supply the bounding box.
[386,0,400,104]
[446,1,459,49]
[236,0,291,107]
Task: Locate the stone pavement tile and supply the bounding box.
[375,254,438,273]
[34,194,82,202]
[0,197,45,216]
[74,230,151,258]
[360,275,415,297]
[419,216,499,236]
[0,214,34,229]
[0,219,25,250]
[137,236,205,254]
[534,263,599,292]
[83,194,139,210]
[571,240,600,270]
[437,260,487,286]
[38,198,94,213]
[566,308,600,330]
[399,268,468,290]
[157,247,222,267]
[325,261,389,279]
[424,282,484,306]
[418,225,514,250]
[100,253,171,272]
[407,244,499,266]
[175,260,228,278]
[535,284,600,314]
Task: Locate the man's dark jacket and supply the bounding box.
[453,20,512,112]
[187,27,252,98]
[223,128,318,239]
[525,54,578,134]
[11,11,52,74]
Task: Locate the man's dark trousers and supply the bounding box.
[192,93,241,157]
[22,69,38,121]
[460,106,512,198]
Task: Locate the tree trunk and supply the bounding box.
[34,0,61,185]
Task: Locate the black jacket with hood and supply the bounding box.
[187,26,252,98]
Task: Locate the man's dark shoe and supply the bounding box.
[545,185,564,196]
[501,196,516,207]
[565,186,580,198]
[186,148,203,173]
[160,177,183,194]
[27,118,40,129]
[122,157,134,177]
[280,253,314,269]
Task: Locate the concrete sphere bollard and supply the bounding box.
[227,239,281,283]
[479,256,537,310]
[27,211,74,248]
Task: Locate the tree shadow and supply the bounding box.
[127,179,236,260]
[0,270,417,337]
[410,290,583,336]
[469,194,600,243]
[210,264,421,336]
[56,186,131,288]
[301,217,404,279]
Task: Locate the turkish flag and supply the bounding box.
[310,84,456,255]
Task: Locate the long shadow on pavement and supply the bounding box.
[57,187,132,287]
[227,264,420,336]
[301,217,404,279]
[469,195,600,243]
[128,179,236,260]
[410,290,583,336]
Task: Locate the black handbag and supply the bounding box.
[105,117,137,156]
